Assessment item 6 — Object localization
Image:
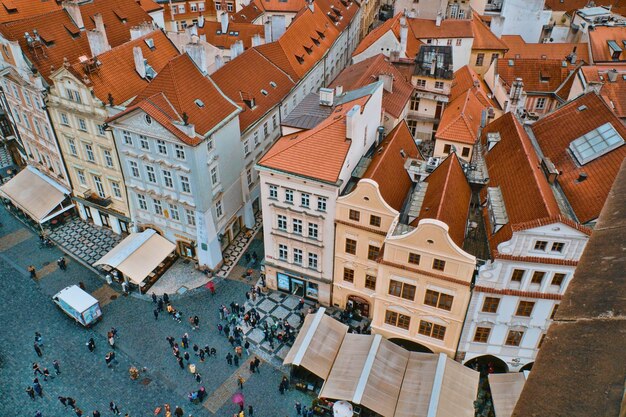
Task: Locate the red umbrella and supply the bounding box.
[231,392,245,406]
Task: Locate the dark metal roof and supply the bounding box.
[414,45,454,80]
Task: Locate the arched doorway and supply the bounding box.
[520,362,533,372]
[347,295,370,318]
[464,355,509,374]
[389,338,433,353]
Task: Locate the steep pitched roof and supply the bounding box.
[589,25,626,62]
[363,121,419,211]
[502,35,589,63]
[481,113,561,250]
[580,65,626,118]
[470,11,508,51]
[259,95,371,183]
[530,92,626,223]
[78,0,153,48]
[495,58,580,97]
[352,12,422,58]
[330,54,413,118]
[255,0,306,13]
[212,48,295,132]
[315,0,359,33]
[198,20,264,49]
[451,65,489,101]
[69,30,179,105]
[411,153,471,247]
[408,17,473,39]
[231,0,264,22]
[0,0,61,24]
[136,0,163,13]
[436,87,489,145]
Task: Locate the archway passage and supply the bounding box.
[520,362,533,372]
[389,338,434,353]
[464,354,509,374]
[347,295,370,318]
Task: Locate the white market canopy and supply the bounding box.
[0,166,72,223]
[488,372,529,417]
[94,229,176,285]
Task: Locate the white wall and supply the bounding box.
[489,0,551,43]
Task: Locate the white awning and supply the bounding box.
[488,372,528,417]
[94,229,176,285]
[0,166,71,223]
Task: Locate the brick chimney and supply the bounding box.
[63,0,84,30]
[186,42,208,74]
[133,46,146,79]
[87,13,111,56]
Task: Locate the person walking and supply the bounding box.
[163,293,169,304]
[34,342,43,357]
[226,353,233,366]
[32,362,42,376]
[152,293,157,304]
[233,354,239,367]
[74,407,83,417]
[93,411,101,417]
[157,298,164,312]
[166,336,175,347]
[42,368,50,381]
[177,357,184,369]
[295,401,302,415]
[174,406,184,417]
[53,359,61,375]
[109,401,121,415]
[35,332,44,347]
[108,334,115,349]
[237,374,244,389]
[58,396,68,408]
[153,309,159,320]
[193,315,199,329]
[254,356,260,373]
[66,397,76,409]
[28,265,37,279]
[33,379,43,397]
[26,386,35,400]
[248,405,254,417]
[244,341,250,356]
[249,360,255,373]
[87,338,95,352]
[34,411,42,417]
[181,333,189,349]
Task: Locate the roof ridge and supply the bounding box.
[433,153,457,220]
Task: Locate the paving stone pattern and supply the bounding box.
[216,212,262,278]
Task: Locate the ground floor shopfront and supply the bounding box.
[74,197,130,236]
[264,263,330,305]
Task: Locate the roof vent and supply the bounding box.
[607,69,618,82]
[400,148,406,158]
[195,99,204,108]
[577,105,588,111]
[270,81,277,88]
[577,172,588,182]
[145,38,155,49]
[261,89,268,96]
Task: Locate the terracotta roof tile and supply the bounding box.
[471,11,508,51]
[580,65,626,118]
[495,58,580,96]
[436,87,488,145]
[230,0,264,23]
[259,95,371,183]
[480,113,561,250]
[329,54,413,119]
[450,65,490,101]
[510,216,592,236]
[0,0,61,23]
[352,13,422,58]
[544,0,619,12]
[315,0,359,33]
[198,20,264,49]
[78,0,153,48]
[474,285,563,300]
[212,48,295,132]
[136,0,163,13]
[502,35,589,63]
[256,0,306,13]
[589,25,626,62]
[408,17,473,39]
[363,121,419,211]
[493,253,580,266]
[411,153,472,247]
[530,92,626,223]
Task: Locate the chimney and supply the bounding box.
[251,33,263,47]
[130,22,154,40]
[86,13,111,56]
[63,1,84,30]
[307,0,314,12]
[586,80,603,94]
[335,85,343,96]
[221,12,229,34]
[345,105,361,140]
[230,40,244,58]
[436,12,443,27]
[607,69,618,82]
[185,43,208,74]
[319,87,334,106]
[198,14,205,28]
[378,73,393,93]
[271,15,286,40]
[215,54,224,70]
[264,18,273,43]
[133,46,146,79]
[399,23,408,58]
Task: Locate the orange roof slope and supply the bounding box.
[436,88,487,145]
[589,26,626,62]
[78,0,153,48]
[471,11,508,50]
[71,30,179,105]
[259,95,370,183]
[481,113,561,249]
[495,58,579,96]
[502,35,589,63]
[451,65,487,100]
[212,48,295,132]
[315,0,359,33]
[0,0,61,24]
[329,54,413,118]
[136,0,163,13]
[352,12,421,58]
[363,121,419,211]
[231,0,264,23]
[530,92,626,223]
[408,18,473,39]
[199,21,264,49]
[256,0,306,13]
[412,153,471,247]
[581,65,626,118]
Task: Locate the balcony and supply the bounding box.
[484,1,502,13]
[82,191,112,207]
[407,110,440,124]
[412,89,450,103]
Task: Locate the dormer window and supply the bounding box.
[295,54,305,64]
[304,45,313,55]
[608,40,622,60]
[311,37,320,46]
[486,186,509,234]
[316,30,325,40]
[243,98,255,109]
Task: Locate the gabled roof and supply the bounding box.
[589,25,626,62]
[111,54,239,145]
[212,47,295,132]
[470,11,508,51]
[436,87,487,145]
[352,12,422,58]
[363,121,420,211]
[580,65,626,118]
[530,92,626,223]
[502,35,589,63]
[198,20,264,49]
[408,17,473,39]
[495,58,580,97]
[255,0,306,13]
[450,65,492,102]
[411,153,471,247]
[0,0,61,24]
[230,0,264,23]
[259,94,371,183]
[315,0,359,33]
[136,0,163,13]
[69,30,179,105]
[330,54,413,119]
[480,113,561,250]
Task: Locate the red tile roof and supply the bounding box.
[436,87,488,145]
[502,35,589,63]
[329,54,414,119]
[580,65,626,118]
[412,153,472,247]
[315,0,359,33]
[363,121,420,211]
[480,112,561,250]
[212,47,295,132]
[589,25,626,62]
[136,0,163,13]
[471,11,508,51]
[352,12,422,58]
[450,65,493,103]
[530,92,626,223]
[0,0,61,24]
[494,253,580,266]
[544,0,619,11]
[70,30,180,105]
[495,58,580,98]
[256,0,306,13]
[230,0,264,23]
[198,20,264,49]
[407,17,473,40]
[258,95,371,183]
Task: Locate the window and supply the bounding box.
[157,140,167,155]
[78,118,88,131]
[365,275,376,290]
[473,327,491,343]
[272,114,278,129]
[551,304,559,320]
[137,194,147,210]
[534,240,547,251]
[215,199,223,218]
[292,219,303,234]
[369,215,381,227]
[415,79,426,88]
[434,81,444,90]
[308,223,318,239]
[146,166,157,183]
[293,248,303,265]
[97,124,106,136]
[227,2,233,11]
[367,244,380,261]
[60,113,70,126]
[535,97,547,110]
[551,242,565,253]
[129,161,140,178]
[551,273,566,287]
[207,138,214,152]
[111,181,122,198]
[569,122,624,165]
[385,311,411,330]
[308,253,318,269]
[432,258,446,271]
[140,136,150,150]
[24,92,32,107]
[345,238,357,255]
[162,170,173,188]
[103,149,114,168]
[76,169,86,185]
[505,330,524,346]
[33,120,41,135]
[516,301,535,317]
[153,198,163,215]
[462,147,470,157]
[178,4,185,12]
[349,209,360,221]
[491,53,499,63]
[482,297,500,313]
[243,139,250,156]
[186,209,196,226]
[277,215,287,231]
[68,138,77,156]
[531,271,545,285]
[410,94,420,111]
[446,39,453,46]
[190,3,197,11]
[388,280,416,300]
[475,53,485,66]
[246,168,253,187]
[66,88,82,103]
[85,144,95,162]
[215,2,221,10]
[418,320,446,340]
[22,113,29,128]
[269,185,278,199]
[180,176,191,193]
[278,244,288,260]
[456,38,462,46]
[511,269,525,282]
[253,131,260,147]
[169,204,180,221]
[263,122,269,138]
[285,189,294,203]
[210,166,219,185]
[408,253,420,265]
[443,144,452,154]
[301,193,310,208]
[317,197,327,211]
[122,130,132,145]
[198,2,205,10]
[175,144,185,159]
[424,290,453,311]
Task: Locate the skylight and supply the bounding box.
[569,122,624,165]
[195,99,205,108]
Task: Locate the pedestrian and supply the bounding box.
[109,401,121,415]
[302,405,308,416]
[93,411,101,417]
[35,411,42,417]
[121,281,129,295]
[152,293,157,304]
[166,336,175,347]
[174,406,184,417]
[182,333,189,349]
[224,324,230,337]
[248,405,254,416]
[228,335,235,346]
[184,351,190,362]
[67,397,76,409]
[177,357,184,369]
[233,354,239,367]
[108,334,115,349]
[28,265,37,279]
[87,337,95,352]
[244,341,250,355]
[237,374,244,389]
[33,379,43,397]
[26,386,35,400]
[249,361,255,373]
[195,372,202,383]
[295,401,302,415]
[153,309,159,320]
[279,382,285,395]
[217,323,223,334]
[75,407,83,417]
[32,362,41,375]
[235,345,242,357]
[35,332,44,347]
[42,368,50,381]
[193,315,199,329]
[226,353,233,366]
[210,347,217,356]
[163,293,169,304]
[199,349,205,362]
[158,298,164,312]
[34,342,43,357]
[53,359,61,375]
